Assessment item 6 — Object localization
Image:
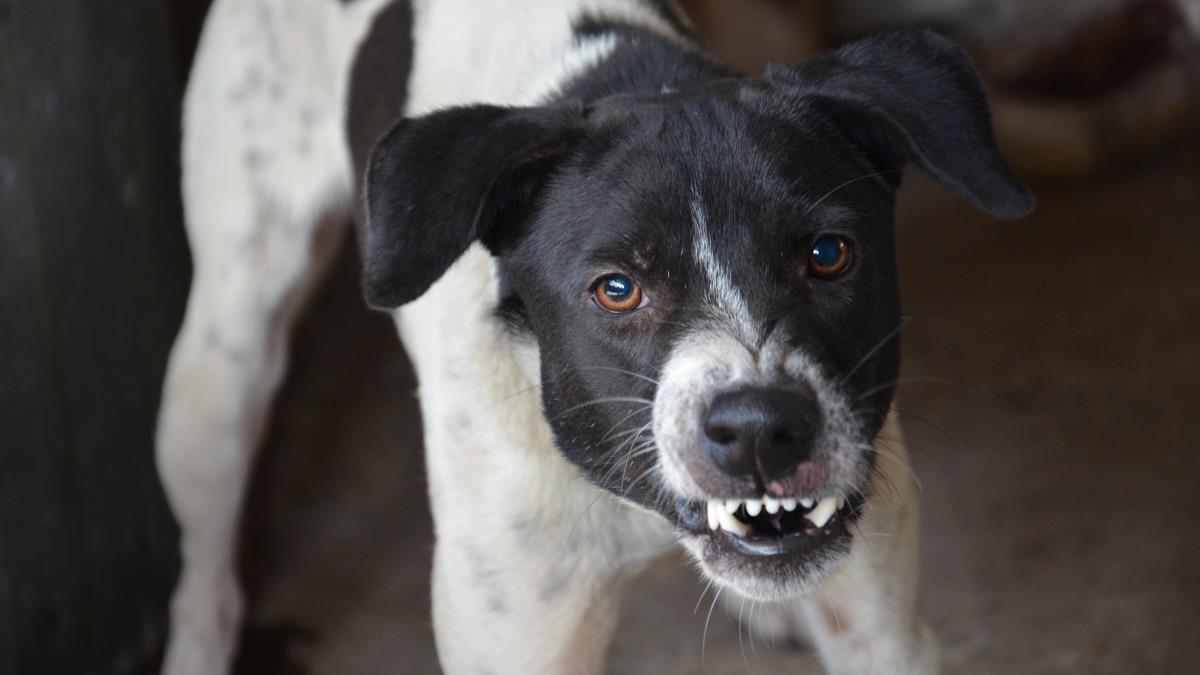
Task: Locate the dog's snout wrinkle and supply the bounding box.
[702,386,822,482]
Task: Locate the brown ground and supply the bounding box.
[236,147,1200,674]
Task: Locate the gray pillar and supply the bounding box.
[0,1,194,672]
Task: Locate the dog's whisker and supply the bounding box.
[874,432,950,474]
[554,397,654,418]
[738,595,750,671]
[621,465,659,500]
[802,169,900,215]
[821,590,843,634]
[871,441,924,494]
[692,577,715,615]
[856,376,980,403]
[600,407,653,442]
[865,461,904,504]
[558,492,607,563]
[748,599,760,660]
[574,365,661,386]
[841,319,907,385]
[480,382,542,415]
[701,586,724,667]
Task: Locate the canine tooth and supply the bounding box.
[781,498,798,512]
[836,495,846,511]
[800,497,815,509]
[806,497,839,528]
[744,499,763,517]
[763,496,781,514]
[717,509,750,536]
[724,499,741,514]
[707,501,720,530]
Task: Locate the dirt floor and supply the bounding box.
[235,147,1200,674]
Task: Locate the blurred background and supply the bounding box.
[1,0,1197,673]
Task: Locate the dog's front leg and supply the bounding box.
[423,433,673,674]
[799,465,939,675]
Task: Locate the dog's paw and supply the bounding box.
[161,569,244,675]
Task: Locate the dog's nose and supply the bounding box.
[702,387,821,481]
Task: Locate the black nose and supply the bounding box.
[702,387,821,481]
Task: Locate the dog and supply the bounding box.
[156,0,1032,672]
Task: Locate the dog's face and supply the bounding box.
[363,32,1031,601]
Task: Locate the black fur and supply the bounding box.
[363,103,584,307]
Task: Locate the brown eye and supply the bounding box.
[592,274,643,313]
[807,235,854,278]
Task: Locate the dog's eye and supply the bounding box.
[807,235,854,278]
[592,274,644,313]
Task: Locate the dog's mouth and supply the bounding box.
[701,493,856,555]
[670,489,864,582]
[667,491,863,599]
[695,492,859,556]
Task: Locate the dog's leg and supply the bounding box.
[156,1,361,672]
[399,299,676,673]
[429,486,673,675]
[738,413,939,674]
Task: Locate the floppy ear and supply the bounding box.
[764,30,1033,219]
[361,103,584,308]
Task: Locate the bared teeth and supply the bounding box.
[805,497,839,528]
[706,495,847,536]
[716,507,750,536]
[706,499,749,536]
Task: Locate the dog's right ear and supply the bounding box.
[362,103,584,309]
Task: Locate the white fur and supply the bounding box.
[690,188,760,345]
[159,1,935,673]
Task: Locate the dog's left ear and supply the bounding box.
[362,103,584,308]
[764,30,1033,219]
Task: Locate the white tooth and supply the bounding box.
[717,509,750,536]
[781,498,797,512]
[707,500,720,530]
[806,497,839,528]
[799,497,815,509]
[744,499,763,517]
[836,495,846,511]
[724,499,741,514]
[763,496,781,514]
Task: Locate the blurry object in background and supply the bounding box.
[0,1,196,673]
[828,0,1200,176]
[679,0,825,73]
[987,0,1190,99]
[829,0,1133,42]
[982,0,1200,176]
[684,0,1200,176]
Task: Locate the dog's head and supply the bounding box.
[363,31,1031,600]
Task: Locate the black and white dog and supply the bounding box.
[156,0,1031,672]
